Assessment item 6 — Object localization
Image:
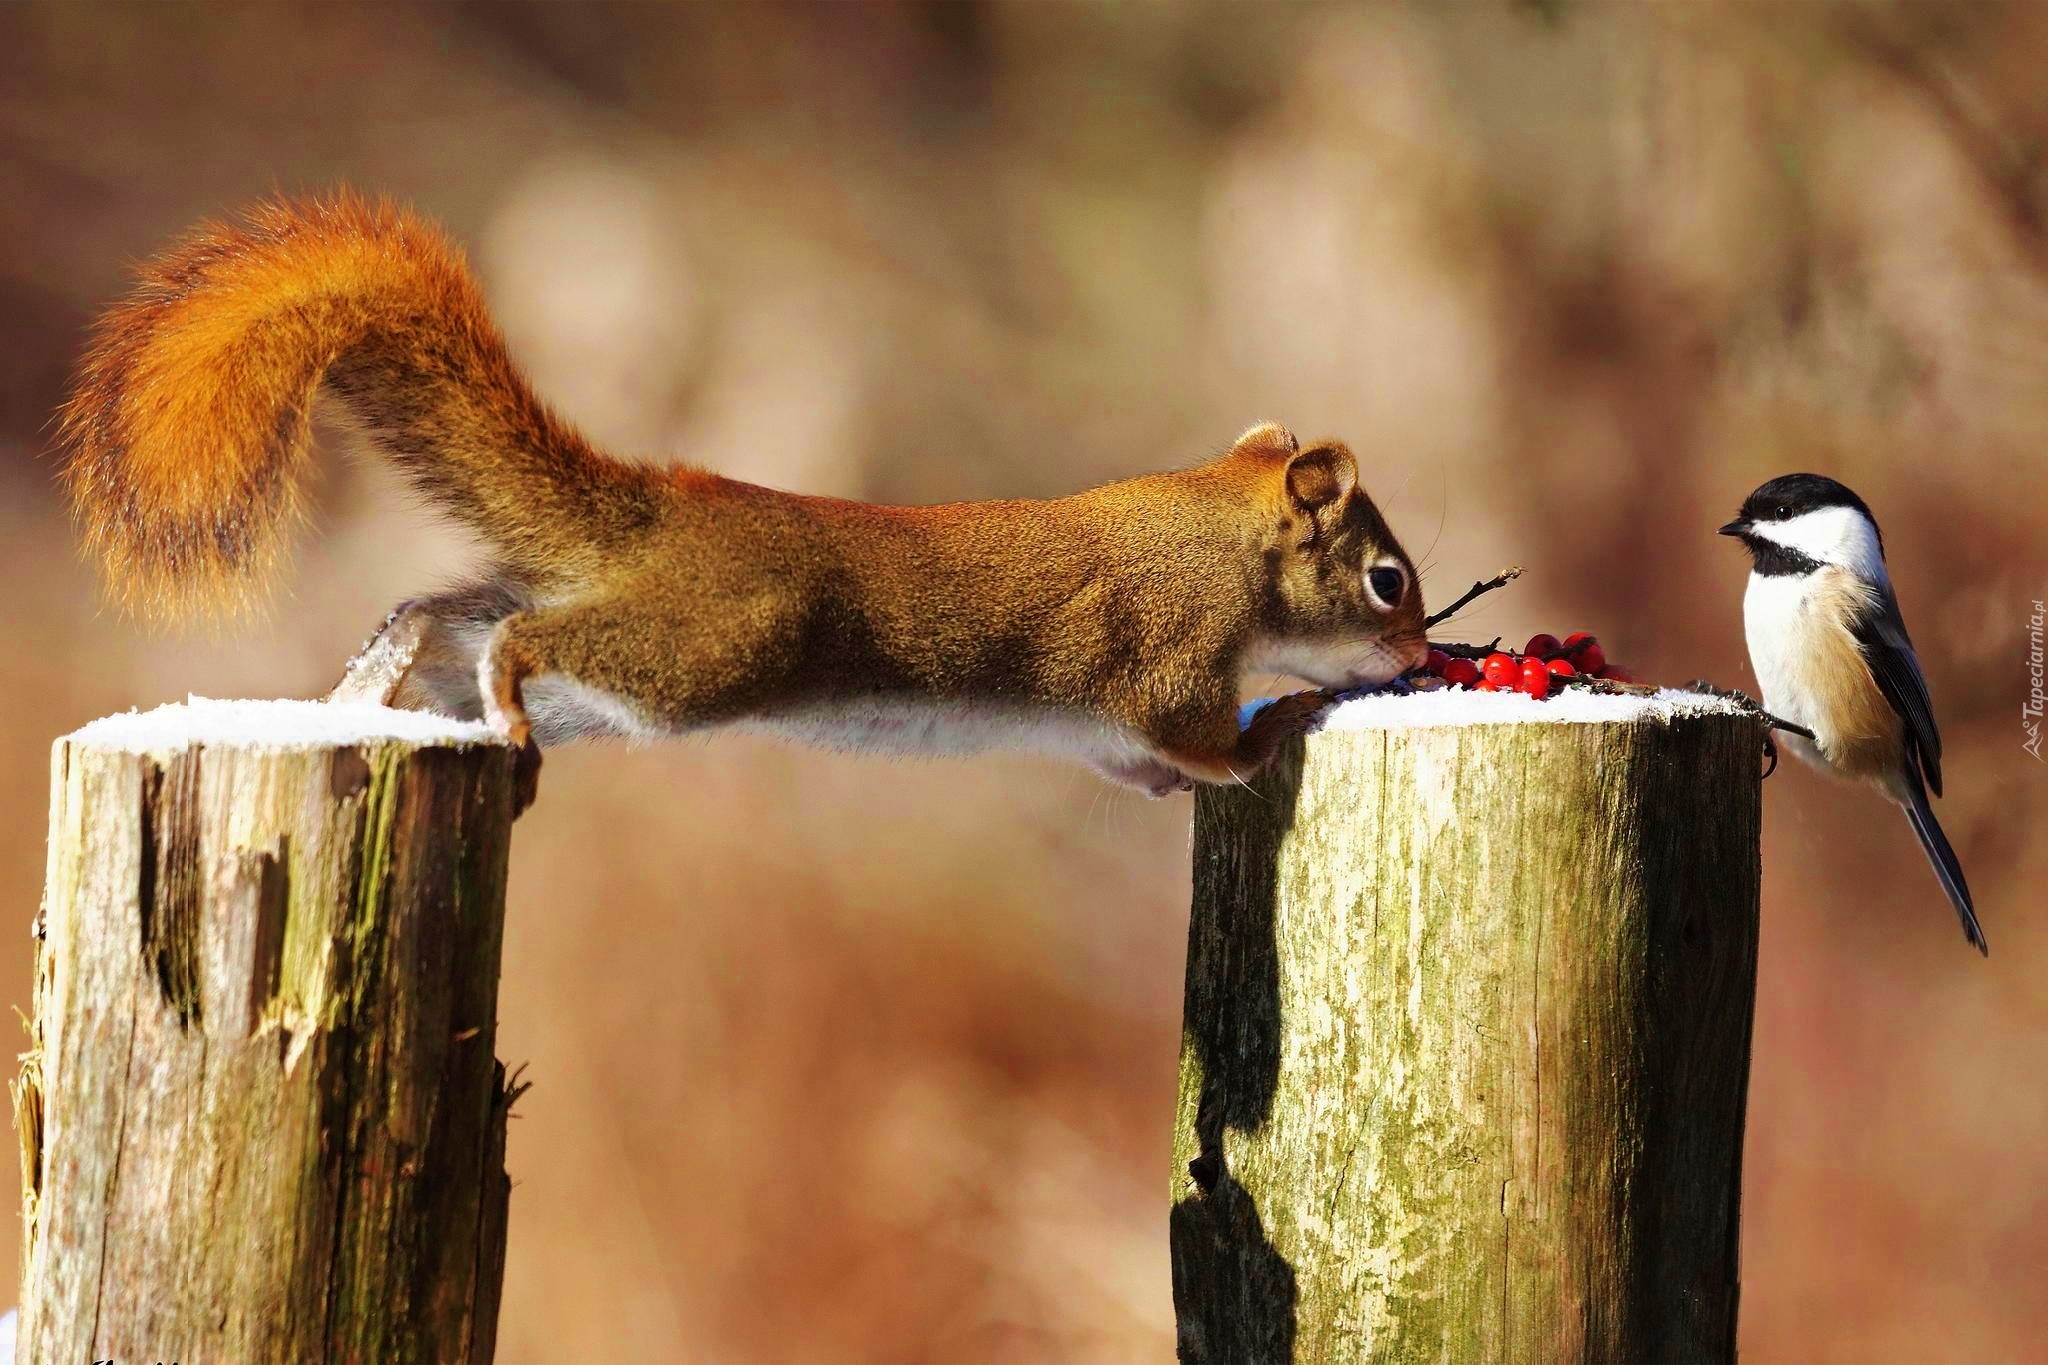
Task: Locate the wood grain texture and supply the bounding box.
[16,724,519,1364]
[1171,713,1762,1363]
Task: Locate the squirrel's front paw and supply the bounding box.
[1250,688,1340,738]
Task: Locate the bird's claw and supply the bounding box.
[1683,679,1763,710]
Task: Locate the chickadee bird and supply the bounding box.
[1720,474,1984,954]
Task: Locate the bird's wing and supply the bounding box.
[1851,585,1944,797]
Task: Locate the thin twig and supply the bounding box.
[1430,637,1503,663]
[1425,566,1523,630]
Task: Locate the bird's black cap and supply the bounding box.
[1725,472,1877,530]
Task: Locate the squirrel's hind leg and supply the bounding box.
[478,591,804,815]
[477,587,802,759]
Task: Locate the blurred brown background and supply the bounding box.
[3,2,2046,1360]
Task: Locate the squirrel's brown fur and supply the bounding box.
[60,193,1428,801]
[59,191,640,617]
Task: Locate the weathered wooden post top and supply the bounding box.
[16,698,521,1365]
[1171,688,1763,1364]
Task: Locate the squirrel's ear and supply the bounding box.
[1230,421,1299,461]
[1284,442,1357,514]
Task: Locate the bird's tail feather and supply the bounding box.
[1904,785,1986,956]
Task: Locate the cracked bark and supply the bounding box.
[1171,713,1761,1363]
[15,720,520,1363]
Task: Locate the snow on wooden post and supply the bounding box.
[14,699,521,1364]
[1171,690,1763,1363]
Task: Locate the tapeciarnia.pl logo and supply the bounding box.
[2026,598,2045,761]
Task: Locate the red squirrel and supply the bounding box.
[59,193,1429,807]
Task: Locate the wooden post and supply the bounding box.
[13,700,521,1364]
[1170,701,1762,1363]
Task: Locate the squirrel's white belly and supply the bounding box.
[522,675,1180,792]
[524,674,668,745]
[756,696,1158,767]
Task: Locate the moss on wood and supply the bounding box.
[1171,714,1762,1363]
[16,726,519,1363]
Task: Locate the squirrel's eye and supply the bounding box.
[1366,564,1407,609]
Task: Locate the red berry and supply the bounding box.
[1482,652,1519,688]
[1563,632,1597,651]
[1572,641,1607,675]
[1441,657,1481,687]
[1425,648,1452,676]
[1546,657,1576,676]
[1598,664,1634,682]
[1524,632,1562,659]
[1518,658,1551,698]
[1474,680,1501,693]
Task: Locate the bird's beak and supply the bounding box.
[1717,519,1749,537]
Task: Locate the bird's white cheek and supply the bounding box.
[1751,506,1887,581]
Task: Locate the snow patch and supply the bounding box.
[1243,686,1750,734]
[69,697,501,753]
[1321,685,1747,731]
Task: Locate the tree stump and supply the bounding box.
[14,699,521,1364]
[1171,696,1763,1363]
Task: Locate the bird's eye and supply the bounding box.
[1774,504,1789,518]
[1366,564,1408,609]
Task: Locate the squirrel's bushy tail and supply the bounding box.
[59,191,647,618]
